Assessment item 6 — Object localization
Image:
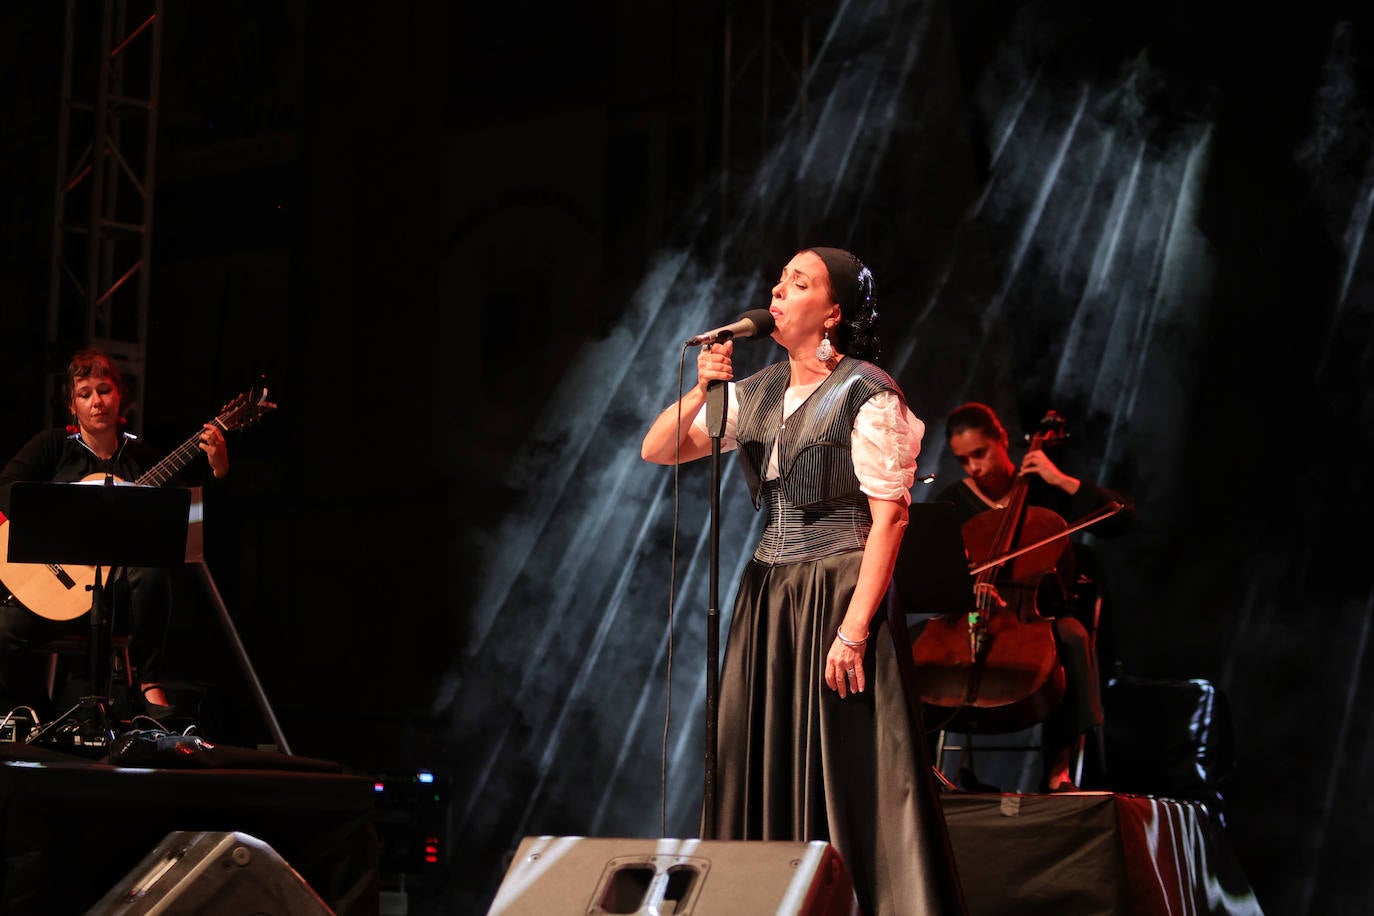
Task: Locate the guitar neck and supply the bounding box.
[135,423,217,487]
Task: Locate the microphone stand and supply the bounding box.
[684,314,772,839]
[701,377,727,840]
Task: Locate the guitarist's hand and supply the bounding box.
[200,423,230,479]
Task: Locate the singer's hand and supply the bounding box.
[695,340,735,394]
[642,340,737,466]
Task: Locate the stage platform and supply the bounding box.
[0,740,380,915]
[941,790,1263,915]
[0,742,1260,915]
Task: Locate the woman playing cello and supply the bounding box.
[920,402,1134,792]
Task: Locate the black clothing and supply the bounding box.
[0,428,165,498]
[934,472,1134,575]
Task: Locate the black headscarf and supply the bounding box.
[805,246,880,362]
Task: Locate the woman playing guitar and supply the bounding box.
[0,348,230,722]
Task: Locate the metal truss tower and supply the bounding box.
[717,0,816,226]
[45,0,165,434]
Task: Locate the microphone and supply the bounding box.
[686,308,776,346]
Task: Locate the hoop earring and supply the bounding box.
[815,330,835,362]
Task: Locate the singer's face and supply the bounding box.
[769,251,840,350]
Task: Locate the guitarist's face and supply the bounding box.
[70,374,123,436]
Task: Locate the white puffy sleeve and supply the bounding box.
[852,390,925,505]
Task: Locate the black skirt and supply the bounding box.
[712,550,966,916]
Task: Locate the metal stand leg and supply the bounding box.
[27,565,122,755]
[192,561,291,755]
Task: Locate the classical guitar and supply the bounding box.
[0,385,277,621]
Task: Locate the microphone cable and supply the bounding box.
[658,344,691,837]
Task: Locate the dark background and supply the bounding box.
[3,2,1372,914]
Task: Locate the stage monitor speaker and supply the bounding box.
[488,836,858,915]
[87,830,334,915]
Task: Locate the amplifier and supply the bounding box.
[0,710,36,743]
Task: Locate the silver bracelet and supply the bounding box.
[835,629,867,649]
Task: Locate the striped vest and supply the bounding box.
[734,357,902,508]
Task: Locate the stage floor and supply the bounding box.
[0,740,380,915]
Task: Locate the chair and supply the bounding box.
[39,631,135,708]
[1101,675,1232,819]
[917,572,1104,793]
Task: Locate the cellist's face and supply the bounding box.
[948,428,1017,497]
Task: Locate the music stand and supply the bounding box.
[6,481,190,751]
[892,501,975,619]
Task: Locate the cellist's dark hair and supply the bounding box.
[944,402,1009,447]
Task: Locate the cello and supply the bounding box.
[911,411,1072,735]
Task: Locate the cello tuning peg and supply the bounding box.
[1032,409,1069,444]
